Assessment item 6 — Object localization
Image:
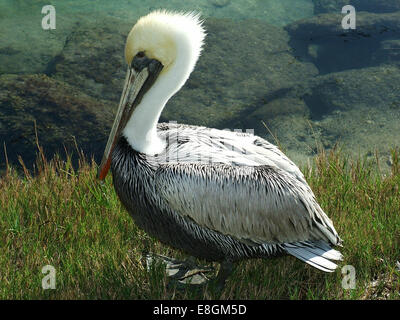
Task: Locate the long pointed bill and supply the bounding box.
[97,57,163,180]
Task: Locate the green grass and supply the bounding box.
[0,145,399,299]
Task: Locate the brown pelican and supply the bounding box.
[98,10,343,287]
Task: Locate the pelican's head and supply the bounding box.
[126,10,205,74]
[98,10,206,179]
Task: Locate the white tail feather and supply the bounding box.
[284,241,343,272]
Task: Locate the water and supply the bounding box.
[0,0,399,171]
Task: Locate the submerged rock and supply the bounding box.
[304,65,400,157]
[305,65,400,117]
[286,11,400,39]
[239,64,400,164]
[0,8,80,75]
[0,74,113,171]
[285,11,400,74]
[51,18,132,102]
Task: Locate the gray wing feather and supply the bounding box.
[155,162,341,246]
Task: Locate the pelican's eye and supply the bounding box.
[136,51,145,58]
[131,51,152,71]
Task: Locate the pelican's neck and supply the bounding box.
[123,49,195,155]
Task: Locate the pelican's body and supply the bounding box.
[98,10,343,283]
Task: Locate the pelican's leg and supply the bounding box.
[144,253,214,285]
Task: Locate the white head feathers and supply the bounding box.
[125,10,206,76]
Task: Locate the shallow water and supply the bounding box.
[0,0,399,171]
